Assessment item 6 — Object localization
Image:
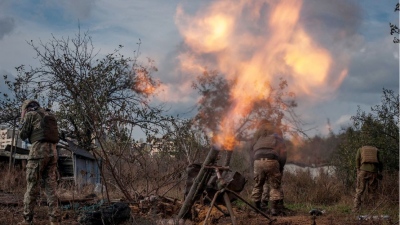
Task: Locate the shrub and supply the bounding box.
[283,169,343,205]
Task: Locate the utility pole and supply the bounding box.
[12,131,19,166]
[8,117,17,173]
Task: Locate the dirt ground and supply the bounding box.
[211,209,394,225]
[186,204,395,225]
[0,190,395,225]
[0,203,395,225]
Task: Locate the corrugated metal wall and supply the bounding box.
[73,155,101,188]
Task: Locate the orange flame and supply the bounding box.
[175,0,348,150]
[287,132,305,162]
[133,68,159,96]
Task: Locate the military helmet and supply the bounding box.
[21,99,40,112]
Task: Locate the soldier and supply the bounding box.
[250,121,286,216]
[18,100,60,225]
[260,183,270,209]
[352,145,383,213]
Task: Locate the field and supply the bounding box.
[0,166,398,225]
[0,197,397,225]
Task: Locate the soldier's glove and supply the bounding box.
[377,173,383,180]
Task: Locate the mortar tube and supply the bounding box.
[177,147,220,220]
[223,150,233,167]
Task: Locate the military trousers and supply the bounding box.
[251,158,283,202]
[353,170,379,210]
[23,156,59,222]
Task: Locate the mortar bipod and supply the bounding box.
[202,166,276,225]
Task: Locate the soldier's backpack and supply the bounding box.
[30,108,60,144]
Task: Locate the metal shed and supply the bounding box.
[2,140,101,188]
[0,145,29,168]
[58,140,101,188]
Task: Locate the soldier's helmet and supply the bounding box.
[21,99,40,112]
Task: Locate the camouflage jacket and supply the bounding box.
[20,108,56,159]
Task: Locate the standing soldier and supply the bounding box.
[250,121,286,216]
[18,100,60,225]
[353,145,383,213]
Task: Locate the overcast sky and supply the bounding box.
[0,0,398,138]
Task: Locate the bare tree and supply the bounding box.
[0,29,180,201]
[192,69,302,142]
[1,29,171,150]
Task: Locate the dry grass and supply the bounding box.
[0,165,26,194]
[283,169,343,204]
[0,160,398,224]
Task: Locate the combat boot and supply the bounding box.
[277,199,286,216]
[261,200,269,209]
[270,200,280,216]
[253,200,261,210]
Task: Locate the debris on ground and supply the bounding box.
[358,215,390,221]
[78,202,131,225]
[309,208,325,216]
[194,203,226,223]
[0,189,20,206]
[70,195,185,224]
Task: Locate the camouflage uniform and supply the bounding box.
[353,146,383,212]
[261,182,270,207]
[251,127,287,215]
[252,158,283,201]
[19,100,60,224]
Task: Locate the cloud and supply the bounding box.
[337,36,399,105]
[59,0,96,20]
[301,0,362,41]
[291,0,398,136]
[0,0,16,40]
[334,114,352,129]
[156,81,194,103]
[0,16,15,40]
[0,0,397,139]
[295,98,358,136]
